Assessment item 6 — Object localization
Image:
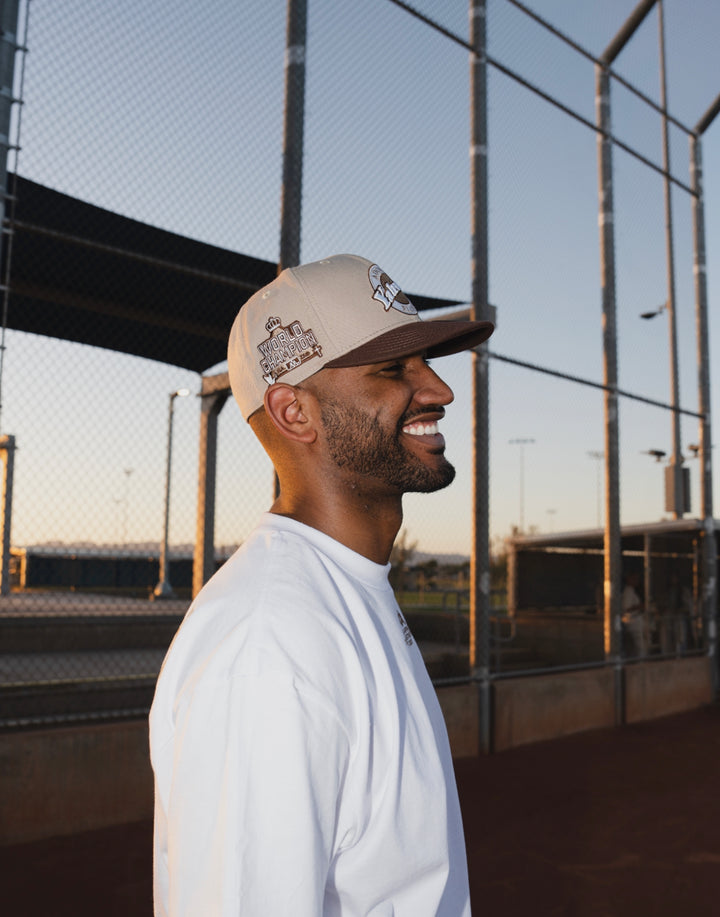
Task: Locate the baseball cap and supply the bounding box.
[227,253,494,420]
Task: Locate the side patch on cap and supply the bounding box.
[368,263,417,316]
[257,316,323,385]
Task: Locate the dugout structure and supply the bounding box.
[507,518,718,667]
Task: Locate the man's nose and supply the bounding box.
[415,362,454,406]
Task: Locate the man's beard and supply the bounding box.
[320,399,456,493]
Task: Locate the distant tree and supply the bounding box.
[389,529,417,593]
[415,558,439,593]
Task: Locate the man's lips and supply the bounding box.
[401,419,446,448]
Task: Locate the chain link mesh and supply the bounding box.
[1,0,719,722]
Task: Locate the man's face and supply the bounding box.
[309,354,456,494]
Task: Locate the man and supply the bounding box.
[621,570,647,658]
[150,253,494,916]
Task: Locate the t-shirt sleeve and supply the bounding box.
[157,669,351,916]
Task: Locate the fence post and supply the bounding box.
[193,379,228,598]
[657,0,685,518]
[595,62,624,723]
[0,433,15,594]
[690,127,718,697]
[595,0,658,723]
[469,0,493,753]
[278,0,307,273]
[0,0,21,434]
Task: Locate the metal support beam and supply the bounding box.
[690,129,718,696]
[658,0,684,518]
[469,0,492,753]
[278,0,307,273]
[593,0,663,726]
[193,383,229,598]
[601,0,657,65]
[0,0,21,228]
[0,0,22,435]
[596,63,624,723]
[643,533,653,616]
[0,433,15,595]
[153,389,190,600]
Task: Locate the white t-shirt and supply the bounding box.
[150,513,470,916]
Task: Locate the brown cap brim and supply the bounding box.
[324,319,494,368]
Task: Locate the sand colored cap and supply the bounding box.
[227,253,494,420]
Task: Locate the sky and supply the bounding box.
[2,0,720,560]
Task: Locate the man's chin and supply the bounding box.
[403,461,456,494]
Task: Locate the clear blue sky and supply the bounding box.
[3,0,720,557]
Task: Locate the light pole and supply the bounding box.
[639,303,666,320]
[509,437,535,533]
[658,0,684,518]
[640,300,687,514]
[153,388,190,600]
[587,450,604,528]
[643,449,667,463]
[121,467,133,546]
[691,90,720,698]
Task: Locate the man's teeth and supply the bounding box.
[403,421,439,436]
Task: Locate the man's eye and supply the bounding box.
[377,356,431,376]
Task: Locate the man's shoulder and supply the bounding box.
[207,516,338,597]
[179,519,357,654]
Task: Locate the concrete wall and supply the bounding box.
[0,691,482,845]
[1,658,714,845]
[493,667,617,752]
[625,656,713,723]
[0,720,153,845]
[437,683,479,759]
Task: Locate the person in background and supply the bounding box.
[621,570,647,658]
[150,253,494,916]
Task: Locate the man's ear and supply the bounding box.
[264,384,318,443]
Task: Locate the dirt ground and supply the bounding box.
[3,705,720,916]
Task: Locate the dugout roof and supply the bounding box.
[2,176,463,374]
[509,517,716,555]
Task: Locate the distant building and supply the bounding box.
[10,544,235,597]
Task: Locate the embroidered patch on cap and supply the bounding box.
[257,316,323,385]
[368,263,417,316]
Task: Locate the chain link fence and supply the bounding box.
[1,0,719,726]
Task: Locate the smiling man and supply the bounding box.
[150,254,494,916]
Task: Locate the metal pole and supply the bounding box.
[595,62,624,723]
[0,0,21,435]
[519,445,525,531]
[602,0,657,65]
[469,0,492,753]
[0,0,19,238]
[193,380,228,598]
[510,437,535,532]
[121,468,133,545]
[658,0,684,518]
[588,450,604,527]
[596,0,660,723]
[278,0,307,274]
[643,532,652,617]
[690,120,718,695]
[0,433,15,595]
[154,389,189,599]
[275,0,308,502]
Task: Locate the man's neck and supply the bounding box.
[270,491,402,565]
